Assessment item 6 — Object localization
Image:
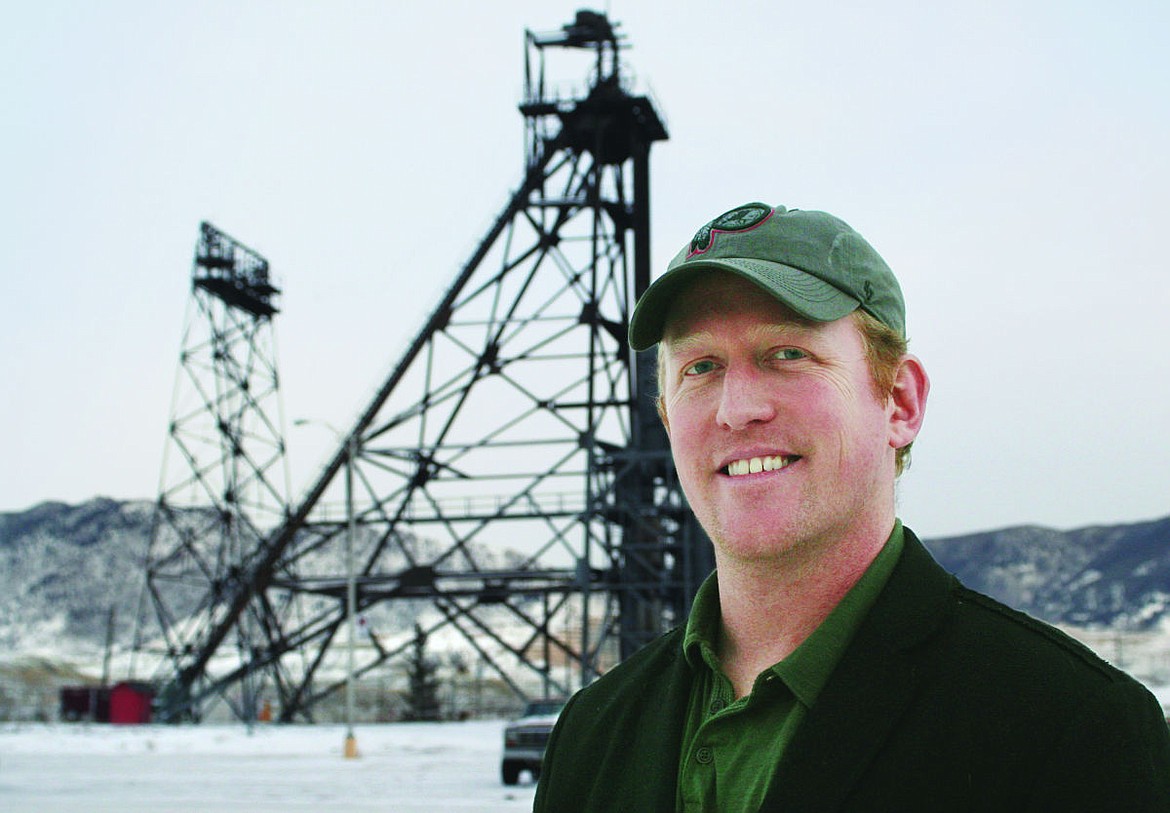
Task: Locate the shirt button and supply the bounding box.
[709,699,726,714]
[695,747,714,765]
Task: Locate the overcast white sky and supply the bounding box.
[2,1,1168,539]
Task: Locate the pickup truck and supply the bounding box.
[501,698,566,785]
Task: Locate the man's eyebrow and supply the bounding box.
[661,331,714,357]
[664,321,820,354]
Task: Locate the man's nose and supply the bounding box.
[715,365,776,431]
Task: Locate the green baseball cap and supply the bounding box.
[628,203,905,350]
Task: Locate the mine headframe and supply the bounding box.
[148,10,711,725]
[134,222,299,722]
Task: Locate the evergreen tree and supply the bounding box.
[404,623,442,721]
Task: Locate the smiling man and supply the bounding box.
[533,203,1170,812]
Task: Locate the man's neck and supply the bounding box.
[714,521,894,698]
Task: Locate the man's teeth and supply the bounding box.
[726,456,791,476]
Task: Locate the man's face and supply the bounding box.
[658,271,900,569]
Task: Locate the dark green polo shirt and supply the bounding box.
[677,522,905,813]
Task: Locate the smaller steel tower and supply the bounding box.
[134,222,294,721]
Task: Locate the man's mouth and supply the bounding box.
[723,455,799,477]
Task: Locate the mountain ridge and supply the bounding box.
[923,514,1170,630]
[2,498,1168,660]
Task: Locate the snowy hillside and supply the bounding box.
[924,516,1170,630]
[0,498,155,661]
[2,498,1169,717]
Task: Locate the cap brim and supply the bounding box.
[628,258,861,350]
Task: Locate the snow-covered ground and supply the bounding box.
[0,720,537,812]
[4,682,1169,813]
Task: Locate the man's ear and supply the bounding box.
[657,396,670,435]
[888,354,929,450]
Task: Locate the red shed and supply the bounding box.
[108,681,154,724]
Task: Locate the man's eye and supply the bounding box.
[683,360,717,376]
[773,348,806,361]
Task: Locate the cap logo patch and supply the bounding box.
[688,203,773,257]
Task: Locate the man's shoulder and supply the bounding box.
[944,579,1149,696]
[893,529,1154,703]
[573,626,686,706]
[551,626,690,735]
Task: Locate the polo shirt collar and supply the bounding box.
[681,521,907,706]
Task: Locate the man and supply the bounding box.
[534,203,1170,811]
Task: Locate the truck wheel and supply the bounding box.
[502,760,521,786]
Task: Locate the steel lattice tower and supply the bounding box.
[134,222,297,721]
[150,10,713,724]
